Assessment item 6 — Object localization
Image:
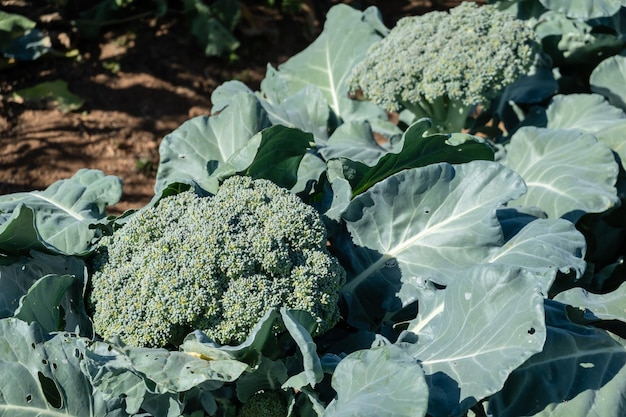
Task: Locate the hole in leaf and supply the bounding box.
[527,328,536,335]
[74,348,80,358]
[31,343,36,349]
[423,207,431,214]
[38,372,63,409]
[26,394,33,403]
[52,363,58,370]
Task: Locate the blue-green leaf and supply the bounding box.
[0,169,122,256]
[488,300,626,417]
[342,161,526,291]
[545,93,626,170]
[554,282,626,322]
[502,126,619,221]
[0,318,124,416]
[484,218,587,292]
[155,92,270,195]
[324,344,428,417]
[262,4,388,121]
[0,251,85,319]
[539,0,626,19]
[590,55,626,111]
[402,265,546,417]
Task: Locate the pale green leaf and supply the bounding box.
[280,309,323,390]
[0,318,123,416]
[0,169,122,255]
[591,55,626,111]
[263,4,388,121]
[539,0,626,18]
[484,218,587,291]
[403,265,546,417]
[502,127,619,221]
[546,93,626,170]
[324,344,428,417]
[155,92,270,195]
[554,281,626,322]
[342,161,526,290]
[124,348,248,394]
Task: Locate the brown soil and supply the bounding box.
[0,0,467,214]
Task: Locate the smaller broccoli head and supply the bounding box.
[348,2,539,130]
[237,391,287,417]
[88,176,346,348]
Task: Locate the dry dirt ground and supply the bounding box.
[1,0,467,214]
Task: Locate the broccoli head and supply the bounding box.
[88,176,346,348]
[237,391,287,417]
[348,2,539,133]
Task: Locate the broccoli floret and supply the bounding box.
[348,2,539,133]
[237,391,287,417]
[88,176,346,348]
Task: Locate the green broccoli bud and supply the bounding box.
[348,2,539,133]
[88,176,346,348]
[237,391,287,417]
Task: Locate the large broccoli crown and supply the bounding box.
[88,176,346,348]
[348,2,539,112]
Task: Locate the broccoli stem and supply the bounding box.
[401,95,473,134]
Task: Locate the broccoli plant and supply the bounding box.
[348,2,539,133]
[88,175,346,348]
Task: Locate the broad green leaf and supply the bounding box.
[280,309,323,390]
[342,161,526,291]
[590,55,626,111]
[244,125,317,191]
[539,0,626,18]
[545,93,626,170]
[259,84,332,142]
[0,251,85,319]
[13,80,82,112]
[484,218,587,292]
[502,127,619,221]
[124,348,248,394]
[0,169,122,256]
[264,4,388,121]
[319,120,403,166]
[488,300,626,417]
[84,341,152,414]
[344,119,494,197]
[554,281,626,322]
[155,92,270,195]
[0,318,124,416]
[14,274,76,333]
[402,265,546,417]
[210,80,253,113]
[181,309,280,361]
[324,344,428,417]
